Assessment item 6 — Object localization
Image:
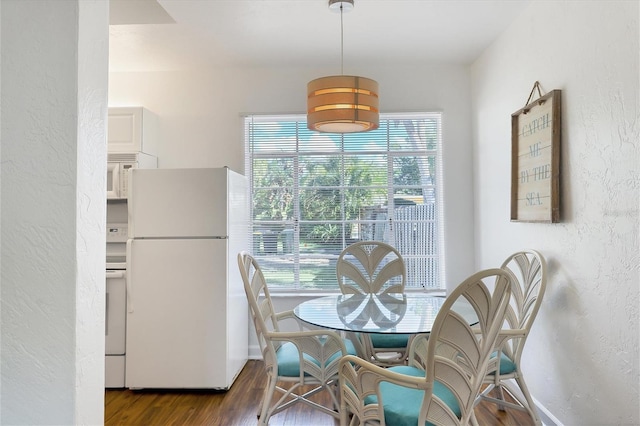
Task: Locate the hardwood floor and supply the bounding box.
[105,360,534,425]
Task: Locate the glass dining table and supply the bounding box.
[293,293,478,358]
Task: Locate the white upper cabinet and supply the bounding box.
[108,107,159,155]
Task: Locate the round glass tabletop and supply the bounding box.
[294,293,475,334]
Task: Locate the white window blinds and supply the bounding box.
[244,112,443,291]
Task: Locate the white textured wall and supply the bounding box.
[471,1,639,425]
[0,1,108,424]
[76,0,109,423]
[0,1,3,418]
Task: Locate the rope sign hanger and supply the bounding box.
[523,81,547,113]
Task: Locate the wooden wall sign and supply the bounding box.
[511,84,561,222]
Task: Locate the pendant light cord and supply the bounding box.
[340,3,344,75]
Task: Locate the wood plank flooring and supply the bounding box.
[105,360,534,425]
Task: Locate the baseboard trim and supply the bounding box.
[533,394,564,426]
[249,345,261,359]
[500,379,563,426]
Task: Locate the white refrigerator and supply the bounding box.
[125,167,248,389]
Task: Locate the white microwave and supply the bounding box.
[107,161,134,200]
[107,153,157,200]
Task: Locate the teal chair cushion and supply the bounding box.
[489,351,517,375]
[276,338,357,377]
[369,333,410,349]
[363,365,461,426]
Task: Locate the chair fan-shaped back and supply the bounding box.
[417,268,512,424]
[500,250,547,361]
[336,241,406,295]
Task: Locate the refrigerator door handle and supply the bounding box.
[126,239,134,313]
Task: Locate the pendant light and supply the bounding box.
[307,0,379,133]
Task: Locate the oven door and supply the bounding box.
[106,269,126,354]
[106,269,126,388]
[107,162,120,200]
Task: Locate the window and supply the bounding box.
[244,113,443,291]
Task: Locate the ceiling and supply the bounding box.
[109,0,531,73]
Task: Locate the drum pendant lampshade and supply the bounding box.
[306,0,379,133]
[307,75,379,133]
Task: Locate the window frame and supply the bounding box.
[244,112,445,293]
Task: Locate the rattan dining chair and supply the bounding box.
[336,241,410,366]
[477,249,547,425]
[238,251,357,425]
[338,268,512,426]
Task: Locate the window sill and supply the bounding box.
[268,289,446,298]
